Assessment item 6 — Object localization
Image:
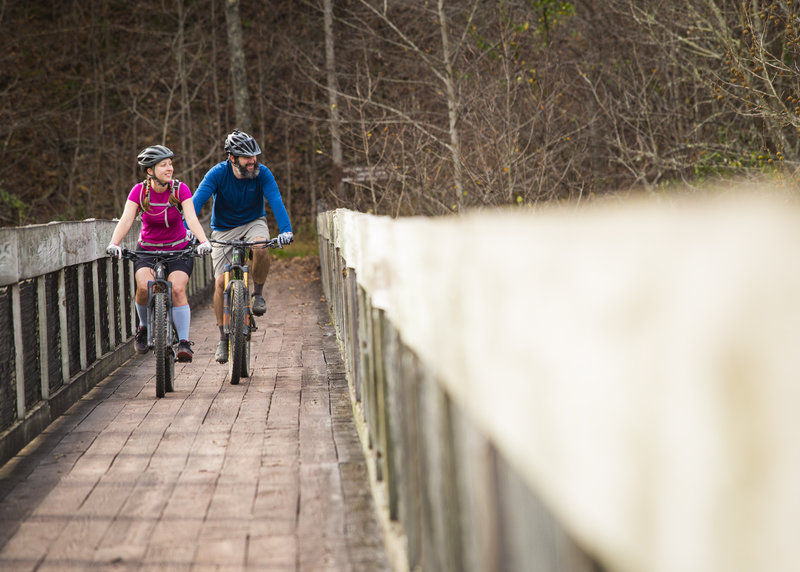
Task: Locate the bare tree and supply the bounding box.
[323,0,592,214]
[324,0,343,196]
[224,0,251,132]
[437,0,465,209]
[582,0,799,187]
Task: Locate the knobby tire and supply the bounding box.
[228,280,246,385]
[165,327,176,392]
[241,332,251,378]
[154,292,169,398]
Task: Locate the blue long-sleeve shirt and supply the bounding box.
[193,160,292,233]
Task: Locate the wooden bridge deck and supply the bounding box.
[0,257,391,571]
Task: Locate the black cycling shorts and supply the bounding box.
[133,251,194,277]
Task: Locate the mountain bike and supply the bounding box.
[119,246,202,398]
[210,238,280,385]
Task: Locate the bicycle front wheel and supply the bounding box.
[154,292,169,398]
[228,280,246,385]
[240,330,251,378]
[165,327,176,392]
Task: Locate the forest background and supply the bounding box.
[2,0,800,232]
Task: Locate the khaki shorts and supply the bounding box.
[210,218,271,277]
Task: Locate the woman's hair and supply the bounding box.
[139,177,180,212]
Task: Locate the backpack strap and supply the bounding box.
[171,179,183,209]
[146,180,183,209]
[137,180,184,228]
[136,182,146,216]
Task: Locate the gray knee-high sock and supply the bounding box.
[172,304,191,341]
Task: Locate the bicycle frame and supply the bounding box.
[214,238,277,335]
[147,261,175,348]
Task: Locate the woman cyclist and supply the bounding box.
[106,145,212,361]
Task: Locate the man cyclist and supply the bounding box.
[193,129,293,363]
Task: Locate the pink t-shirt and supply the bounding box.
[128,181,193,250]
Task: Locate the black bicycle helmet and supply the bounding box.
[224,129,261,156]
[137,145,174,169]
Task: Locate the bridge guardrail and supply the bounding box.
[0,219,214,466]
[318,198,800,572]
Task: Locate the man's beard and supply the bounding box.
[233,158,259,179]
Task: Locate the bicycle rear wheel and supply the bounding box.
[154,292,169,398]
[228,280,246,385]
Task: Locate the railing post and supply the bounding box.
[131,260,138,333]
[58,268,69,384]
[117,258,127,341]
[106,258,116,348]
[77,264,88,371]
[37,277,50,400]
[92,260,102,359]
[11,283,25,420]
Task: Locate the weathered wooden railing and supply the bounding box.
[318,196,800,572]
[0,220,213,466]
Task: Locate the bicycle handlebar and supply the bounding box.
[209,238,280,249]
[119,246,203,261]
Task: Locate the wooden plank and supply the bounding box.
[297,462,349,571]
[37,399,170,567]
[5,400,152,567]
[142,428,226,568]
[299,387,336,466]
[91,399,185,560]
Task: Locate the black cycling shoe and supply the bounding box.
[215,339,228,363]
[251,294,266,316]
[176,340,194,362]
[134,326,149,354]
